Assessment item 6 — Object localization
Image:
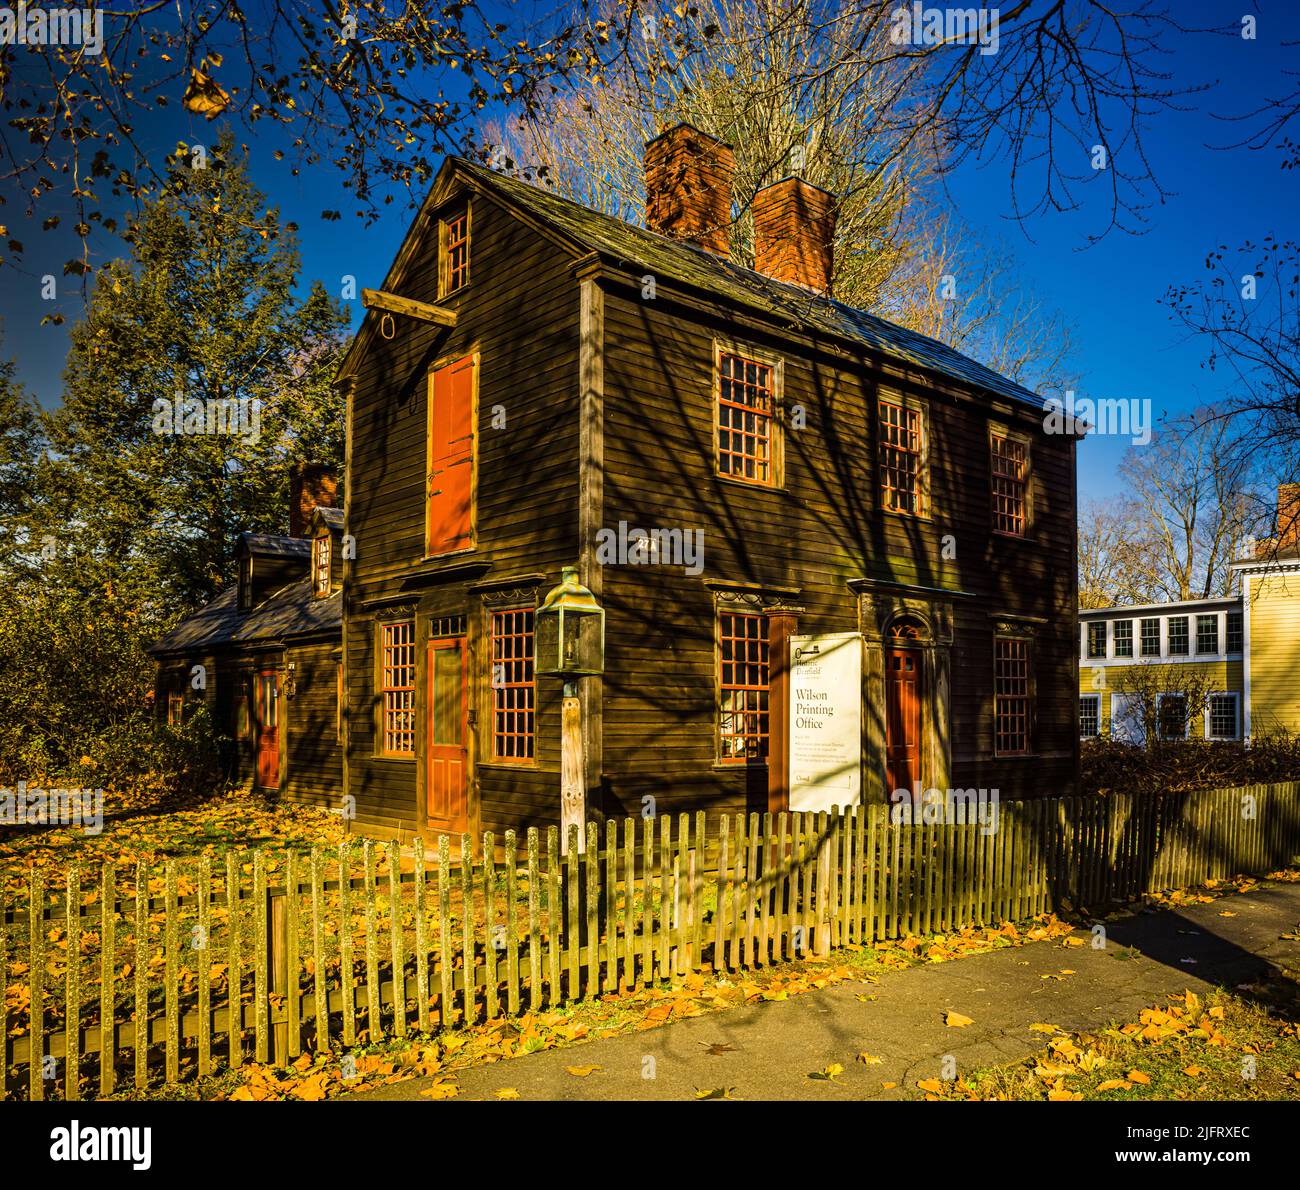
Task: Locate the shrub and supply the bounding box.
[1081,733,1300,797]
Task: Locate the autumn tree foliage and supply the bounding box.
[0,141,346,779]
[42,131,348,613]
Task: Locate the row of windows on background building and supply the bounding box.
[715,348,1030,534]
[1078,692,1240,741]
[1084,611,1242,660]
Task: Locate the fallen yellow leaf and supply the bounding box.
[565,1065,602,1077]
[419,1079,459,1099]
[945,1011,974,1028]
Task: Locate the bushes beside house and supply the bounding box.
[1081,734,1300,797]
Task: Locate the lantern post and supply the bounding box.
[535,566,605,853]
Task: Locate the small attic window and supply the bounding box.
[313,532,332,598]
[238,555,252,611]
[439,204,471,296]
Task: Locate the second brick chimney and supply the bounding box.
[1277,482,1300,554]
[752,177,837,295]
[644,123,735,257]
[289,462,338,538]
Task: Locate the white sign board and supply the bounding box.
[789,632,862,813]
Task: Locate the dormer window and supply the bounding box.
[313,533,332,598]
[439,204,471,297]
[238,555,252,611]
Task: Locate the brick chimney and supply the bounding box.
[1277,482,1300,554]
[644,123,734,257]
[752,177,837,294]
[289,462,338,537]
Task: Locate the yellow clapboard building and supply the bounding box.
[1078,485,1300,745]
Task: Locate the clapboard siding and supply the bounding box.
[344,188,582,837]
[282,640,343,805]
[596,282,1077,815]
[1248,571,1300,735]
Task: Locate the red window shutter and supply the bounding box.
[427,355,475,555]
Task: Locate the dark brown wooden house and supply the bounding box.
[150,476,345,808]
[331,123,1081,845]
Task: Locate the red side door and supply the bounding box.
[426,356,475,556]
[426,636,468,833]
[256,670,281,790]
[884,647,920,796]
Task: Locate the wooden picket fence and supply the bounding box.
[3,780,1299,1100]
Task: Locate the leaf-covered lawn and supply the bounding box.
[0,785,345,898]
[915,980,1300,1102]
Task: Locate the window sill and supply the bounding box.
[714,473,786,495]
[712,760,769,771]
[880,507,933,524]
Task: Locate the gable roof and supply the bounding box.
[472,162,1048,411]
[239,532,311,559]
[148,578,341,657]
[313,506,345,533]
[342,156,1051,414]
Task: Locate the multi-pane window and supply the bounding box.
[1167,616,1189,656]
[716,350,775,485]
[1157,694,1187,741]
[1113,619,1133,657]
[313,534,331,598]
[1196,614,1219,655]
[380,620,416,755]
[441,207,470,294]
[1078,694,1101,739]
[235,686,251,740]
[491,608,536,761]
[879,400,923,514]
[1226,610,1243,653]
[167,691,185,727]
[1207,693,1239,740]
[1140,618,1161,656]
[718,611,769,761]
[1086,621,1107,659]
[990,434,1028,535]
[238,556,252,611]
[994,637,1030,755]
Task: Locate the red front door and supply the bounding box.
[256,670,281,789]
[426,636,468,833]
[885,647,920,796]
[426,356,475,556]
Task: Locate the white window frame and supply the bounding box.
[1110,693,1146,745]
[1204,691,1241,741]
[1155,692,1190,741]
[1078,693,1101,740]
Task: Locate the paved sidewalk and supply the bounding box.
[343,881,1300,1102]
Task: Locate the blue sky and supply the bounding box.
[4,0,1296,506]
